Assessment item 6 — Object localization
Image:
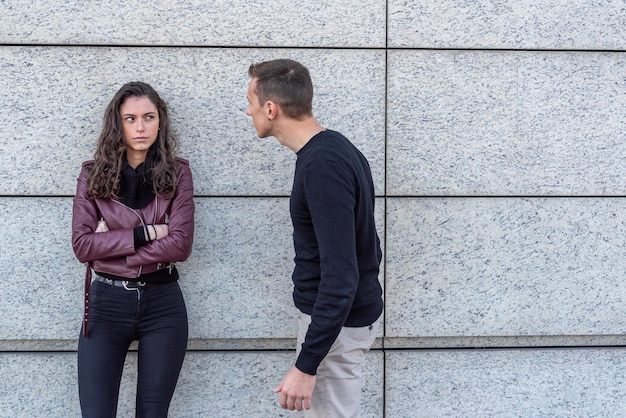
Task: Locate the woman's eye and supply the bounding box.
[125,117,134,122]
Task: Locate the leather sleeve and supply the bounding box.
[71,162,136,263]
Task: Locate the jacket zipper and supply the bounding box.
[112,198,157,278]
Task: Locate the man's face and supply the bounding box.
[246,78,271,138]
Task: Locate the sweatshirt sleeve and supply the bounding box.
[294,159,359,375]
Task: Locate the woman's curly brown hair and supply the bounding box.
[87,82,179,200]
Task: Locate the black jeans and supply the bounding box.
[78,279,188,418]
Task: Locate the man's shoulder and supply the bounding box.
[319,129,348,142]
[307,130,354,155]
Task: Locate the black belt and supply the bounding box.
[94,275,149,290]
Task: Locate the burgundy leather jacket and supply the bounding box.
[72,158,194,279]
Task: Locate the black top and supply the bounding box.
[119,161,155,248]
[119,161,155,210]
[290,129,383,375]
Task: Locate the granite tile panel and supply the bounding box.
[387,50,626,196]
[0,350,383,417]
[0,0,385,47]
[0,46,385,196]
[185,197,386,339]
[0,352,80,418]
[1,196,384,343]
[386,348,626,417]
[0,197,83,340]
[386,197,626,338]
[169,351,383,418]
[389,0,626,49]
[184,197,295,339]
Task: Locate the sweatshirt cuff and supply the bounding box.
[133,226,149,248]
[295,354,320,376]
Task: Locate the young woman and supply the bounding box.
[72,82,194,417]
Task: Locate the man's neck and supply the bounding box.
[273,117,325,153]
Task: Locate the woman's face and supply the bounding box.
[119,95,160,163]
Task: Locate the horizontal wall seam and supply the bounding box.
[3,195,626,199]
[0,43,625,53]
[4,346,626,354]
[5,336,626,352]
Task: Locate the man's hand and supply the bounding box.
[273,366,316,411]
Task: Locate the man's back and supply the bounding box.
[289,129,383,374]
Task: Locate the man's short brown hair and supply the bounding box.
[248,59,314,120]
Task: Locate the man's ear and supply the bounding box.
[266,100,279,121]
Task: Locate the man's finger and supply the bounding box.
[278,392,287,409]
[295,398,305,411]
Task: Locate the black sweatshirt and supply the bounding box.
[290,129,383,375]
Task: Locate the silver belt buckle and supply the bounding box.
[122,281,145,291]
[122,281,132,291]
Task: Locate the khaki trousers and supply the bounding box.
[291,311,380,418]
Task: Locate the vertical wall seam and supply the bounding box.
[382,1,389,416]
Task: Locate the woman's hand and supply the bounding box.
[94,219,168,241]
[148,224,169,241]
[95,220,109,233]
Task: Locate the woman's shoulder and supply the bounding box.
[175,157,191,176]
[78,160,95,176]
[175,157,190,167]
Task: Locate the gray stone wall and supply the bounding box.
[1,1,625,416]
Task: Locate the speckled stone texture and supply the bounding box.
[186,197,385,340]
[388,1,626,49]
[387,50,626,196]
[386,348,626,417]
[0,351,383,417]
[0,197,383,343]
[0,0,386,47]
[2,0,626,416]
[386,197,626,339]
[0,46,385,196]
[0,198,83,339]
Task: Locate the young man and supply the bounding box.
[246,59,383,417]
